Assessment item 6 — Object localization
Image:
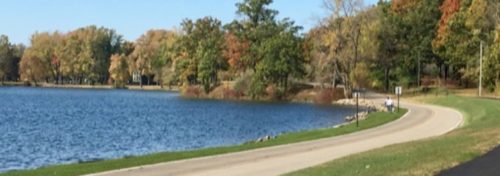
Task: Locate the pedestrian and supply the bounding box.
[388,97,394,113]
[385,97,394,113]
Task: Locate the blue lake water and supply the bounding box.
[0,87,356,172]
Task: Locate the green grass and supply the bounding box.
[285,96,500,176]
[1,109,407,176]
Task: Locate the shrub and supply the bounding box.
[314,88,335,104]
[182,85,202,98]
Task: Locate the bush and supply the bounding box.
[222,87,242,99]
[314,88,335,104]
[182,85,202,98]
[233,71,252,96]
[265,85,286,100]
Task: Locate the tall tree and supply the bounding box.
[0,35,13,83]
[222,31,249,75]
[322,0,366,98]
[176,17,227,93]
[19,48,47,85]
[235,0,279,71]
[109,54,129,88]
[250,19,305,98]
[131,29,170,87]
[154,31,178,88]
[18,32,63,84]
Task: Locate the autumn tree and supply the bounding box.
[109,54,129,88]
[175,17,227,93]
[321,0,366,98]
[131,29,171,87]
[18,32,63,84]
[431,0,499,88]
[222,31,249,75]
[154,31,178,88]
[19,48,46,85]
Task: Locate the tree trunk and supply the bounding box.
[384,67,390,93]
[342,74,352,99]
[159,73,163,89]
[140,76,143,88]
[147,75,150,86]
[444,65,449,85]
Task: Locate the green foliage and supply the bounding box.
[0,35,22,82]
[175,17,227,93]
[232,0,306,98]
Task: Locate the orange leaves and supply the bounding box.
[223,32,249,70]
[433,0,461,49]
[391,0,418,12]
[438,0,461,35]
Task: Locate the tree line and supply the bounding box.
[0,0,499,99]
[306,0,500,96]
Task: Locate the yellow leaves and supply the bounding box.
[109,54,129,87]
[131,29,176,76]
[465,0,489,33]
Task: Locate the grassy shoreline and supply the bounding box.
[1,109,407,176]
[285,95,500,176]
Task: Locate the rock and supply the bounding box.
[344,111,370,122]
[255,135,274,143]
[334,98,387,113]
[332,124,344,128]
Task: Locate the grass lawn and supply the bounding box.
[285,95,500,176]
[1,109,407,176]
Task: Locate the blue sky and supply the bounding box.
[0,0,378,45]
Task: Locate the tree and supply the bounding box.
[19,48,47,85]
[223,32,249,75]
[235,0,279,71]
[131,29,170,87]
[154,31,178,88]
[432,0,498,88]
[18,32,62,84]
[322,0,366,98]
[176,17,227,93]
[109,54,129,88]
[251,19,305,98]
[0,35,13,83]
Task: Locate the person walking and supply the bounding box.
[385,97,394,113]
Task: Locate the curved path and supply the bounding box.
[88,98,463,176]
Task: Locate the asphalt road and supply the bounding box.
[88,98,463,176]
[438,145,500,176]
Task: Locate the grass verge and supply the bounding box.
[285,95,500,176]
[1,109,407,176]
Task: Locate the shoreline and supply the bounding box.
[0,82,180,92]
[1,108,407,176]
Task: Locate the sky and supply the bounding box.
[0,0,378,45]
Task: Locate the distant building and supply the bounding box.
[132,71,141,83]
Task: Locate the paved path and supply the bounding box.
[88,98,463,176]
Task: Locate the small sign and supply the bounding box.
[395,86,402,95]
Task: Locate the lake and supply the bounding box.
[0,87,356,172]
